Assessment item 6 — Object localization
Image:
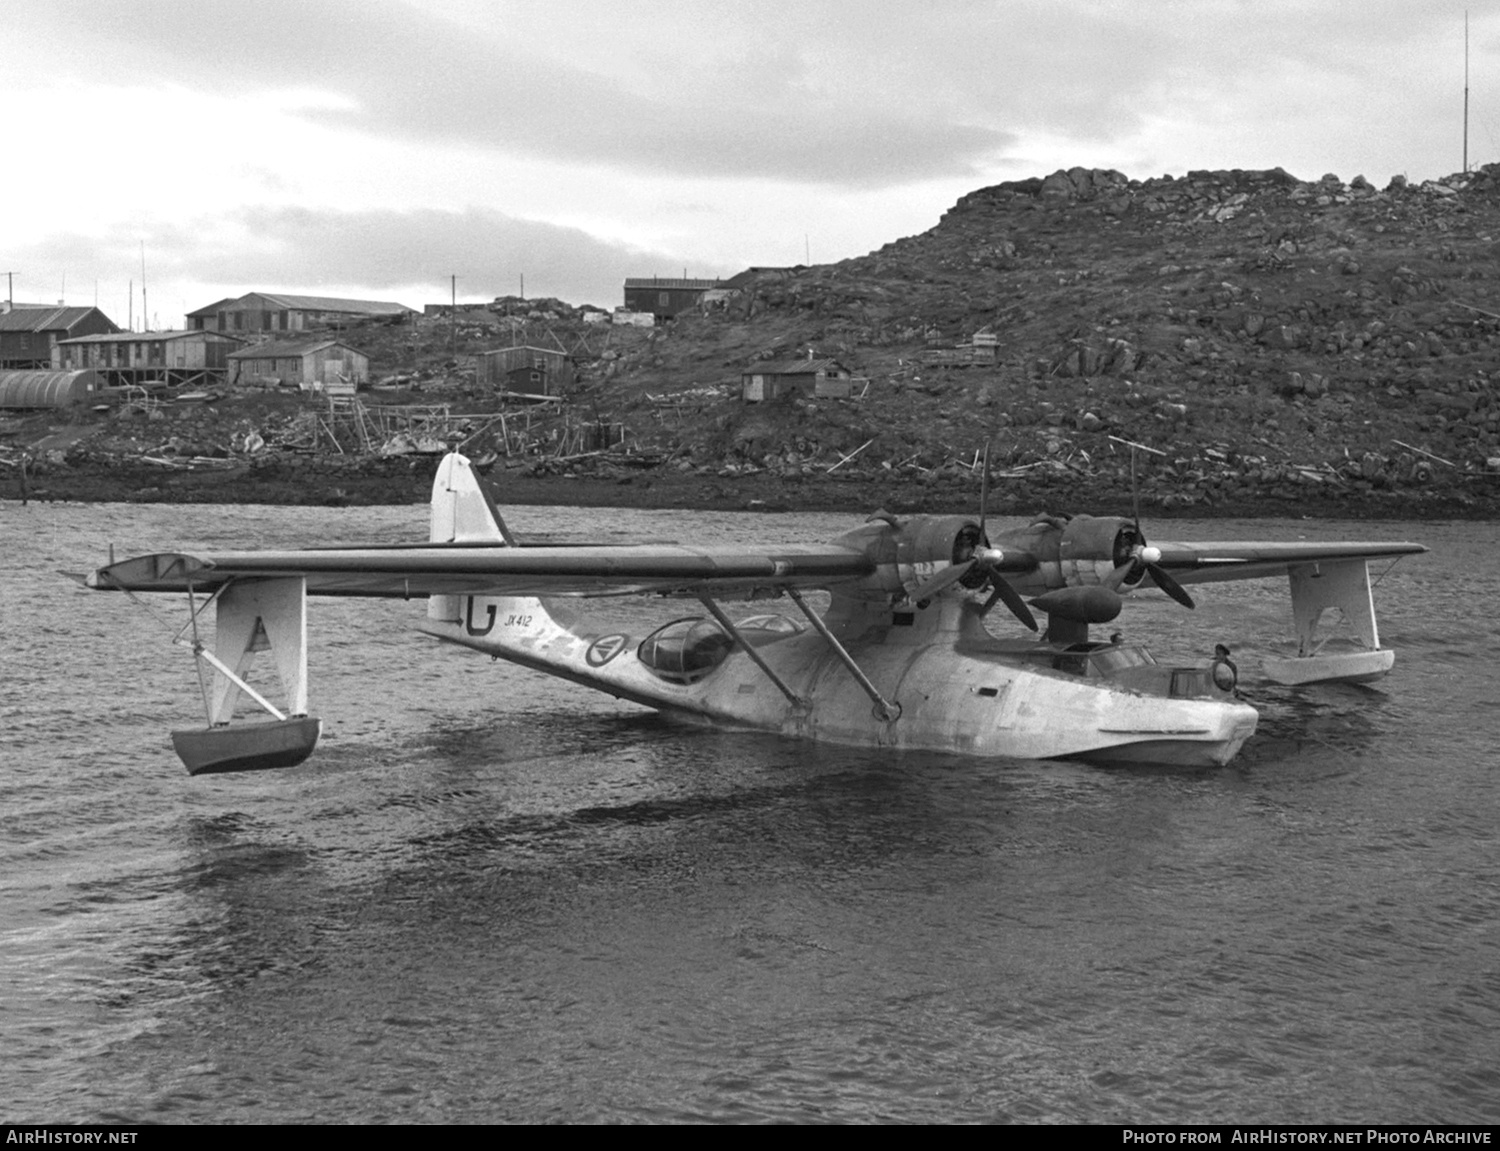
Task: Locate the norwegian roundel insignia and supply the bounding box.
[586,634,630,667]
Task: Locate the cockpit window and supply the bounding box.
[637,618,735,684]
[1089,646,1157,674]
[736,614,805,642]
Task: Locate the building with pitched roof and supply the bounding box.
[0,306,119,369]
[227,337,369,391]
[622,277,724,320]
[741,357,856,402]
[477,345,575,396]
[187,293,415,334]
[55,330,244,388]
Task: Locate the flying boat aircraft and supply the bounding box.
[83,452,1425,774]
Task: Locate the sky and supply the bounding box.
[4,0,1495,328]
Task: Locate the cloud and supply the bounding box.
[226,205,734,303]
[6,205,730,312]
[14,0,1016,187]
[15,0,1490,192]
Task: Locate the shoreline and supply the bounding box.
[11,454,1498,519]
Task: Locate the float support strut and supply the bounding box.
[787,589,900,722]
[696,595,807,709]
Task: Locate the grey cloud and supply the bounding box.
[17,0,1477,192]
[236,205,734,304]
[19,0,1014,187]
[12,206,733,309]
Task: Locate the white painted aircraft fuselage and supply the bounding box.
[419,588,1258,767]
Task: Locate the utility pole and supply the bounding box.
[1465,10,1471,172]
[450,274,457,362]
[1,271,14,312]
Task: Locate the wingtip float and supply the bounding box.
[86,451,1425,775]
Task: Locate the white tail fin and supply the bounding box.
[425,453,561,634]
[430,453,515,545]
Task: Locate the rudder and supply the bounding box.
[430,452,515,545]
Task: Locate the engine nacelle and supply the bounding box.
[832,515,985,601]
[1057,515,1143,587]
[896,515,983,569]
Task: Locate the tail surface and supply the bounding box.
[430,452,515,545]
[424,453,568,638]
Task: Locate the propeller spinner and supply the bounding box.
[1101,451,1195,610]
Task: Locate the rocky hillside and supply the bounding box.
[584,164,1500,514]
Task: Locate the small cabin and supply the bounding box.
[741,357,854,402]
[228,338,369,391]
[477,345,575,395]
[622,277,723,320]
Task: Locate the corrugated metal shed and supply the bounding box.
[0,370,101,408]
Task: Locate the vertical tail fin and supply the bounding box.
[426,452,564,634]
[430,452,516,545]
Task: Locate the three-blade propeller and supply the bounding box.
[1101,445,1195,609]
[908,443,1038,632]
[1102,538,1195,609]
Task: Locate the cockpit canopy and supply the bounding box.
[638,618,734,684]
[636,614,804,684]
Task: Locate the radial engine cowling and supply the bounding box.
[845,515,988,600]
[895,515,985,570]
[1056,514,1144,586]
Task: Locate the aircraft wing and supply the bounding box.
[1146,539,1426,586]
[85,543,877,599]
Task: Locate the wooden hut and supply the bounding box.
[741,357,854,402]
[55,330,243,388]
[228,338,369,391]
[477,346,574,396]
[622,277,723,320]
[0,307,118,369]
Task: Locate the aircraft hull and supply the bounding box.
[421,603,1258,767]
